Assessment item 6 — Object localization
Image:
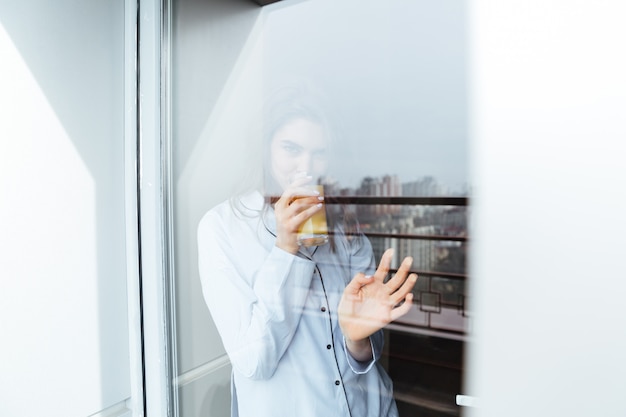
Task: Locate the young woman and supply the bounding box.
[197,84,417,417]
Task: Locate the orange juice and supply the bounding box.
[297,185,329,247]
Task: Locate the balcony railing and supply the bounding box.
[328,195,470,340]
[269,194,469,338]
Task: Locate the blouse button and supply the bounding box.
[335,380,340,386]
[326,344,332,350]
[320,306,326,312]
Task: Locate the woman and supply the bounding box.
[197,84,417,417]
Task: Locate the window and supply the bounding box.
[167,1,468,415]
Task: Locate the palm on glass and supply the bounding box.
[339,249,418,343]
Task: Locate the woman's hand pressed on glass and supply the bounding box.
[338,249,417,359]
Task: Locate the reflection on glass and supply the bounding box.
[170,0,469,416]
[197,82,417,417]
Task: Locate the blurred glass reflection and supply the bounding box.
[169,1,468,416]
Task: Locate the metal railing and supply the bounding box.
[328,195,470,337]
[269,194,470,336]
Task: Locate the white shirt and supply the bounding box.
[198,191,398,417]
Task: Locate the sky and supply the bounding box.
[262,0,469,192]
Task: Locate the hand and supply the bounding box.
[273,175,324,254]
[338,249,417,343]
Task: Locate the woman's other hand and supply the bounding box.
[273,175,324,254]
[338,249,418,348]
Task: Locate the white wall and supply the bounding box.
[0,1,134,416]
[467,1,626,416]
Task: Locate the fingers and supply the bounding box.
[385,256,414,292]
[283,187,321,204]
[374,248,394,282]
[291,200,324,227]
[390,293,414,321]
[276,175,319,208]
[381,253,417,308]
[345,272,373,295]
[389,273,417,306]
[273,175,325,254]
[276,190,323,231]
[275,185,323,231]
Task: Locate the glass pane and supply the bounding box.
[169,1,469,416]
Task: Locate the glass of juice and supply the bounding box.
[297,184,329,247]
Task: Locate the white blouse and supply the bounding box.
[198,191,398,417]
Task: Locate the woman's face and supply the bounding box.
[270,117,329,191]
